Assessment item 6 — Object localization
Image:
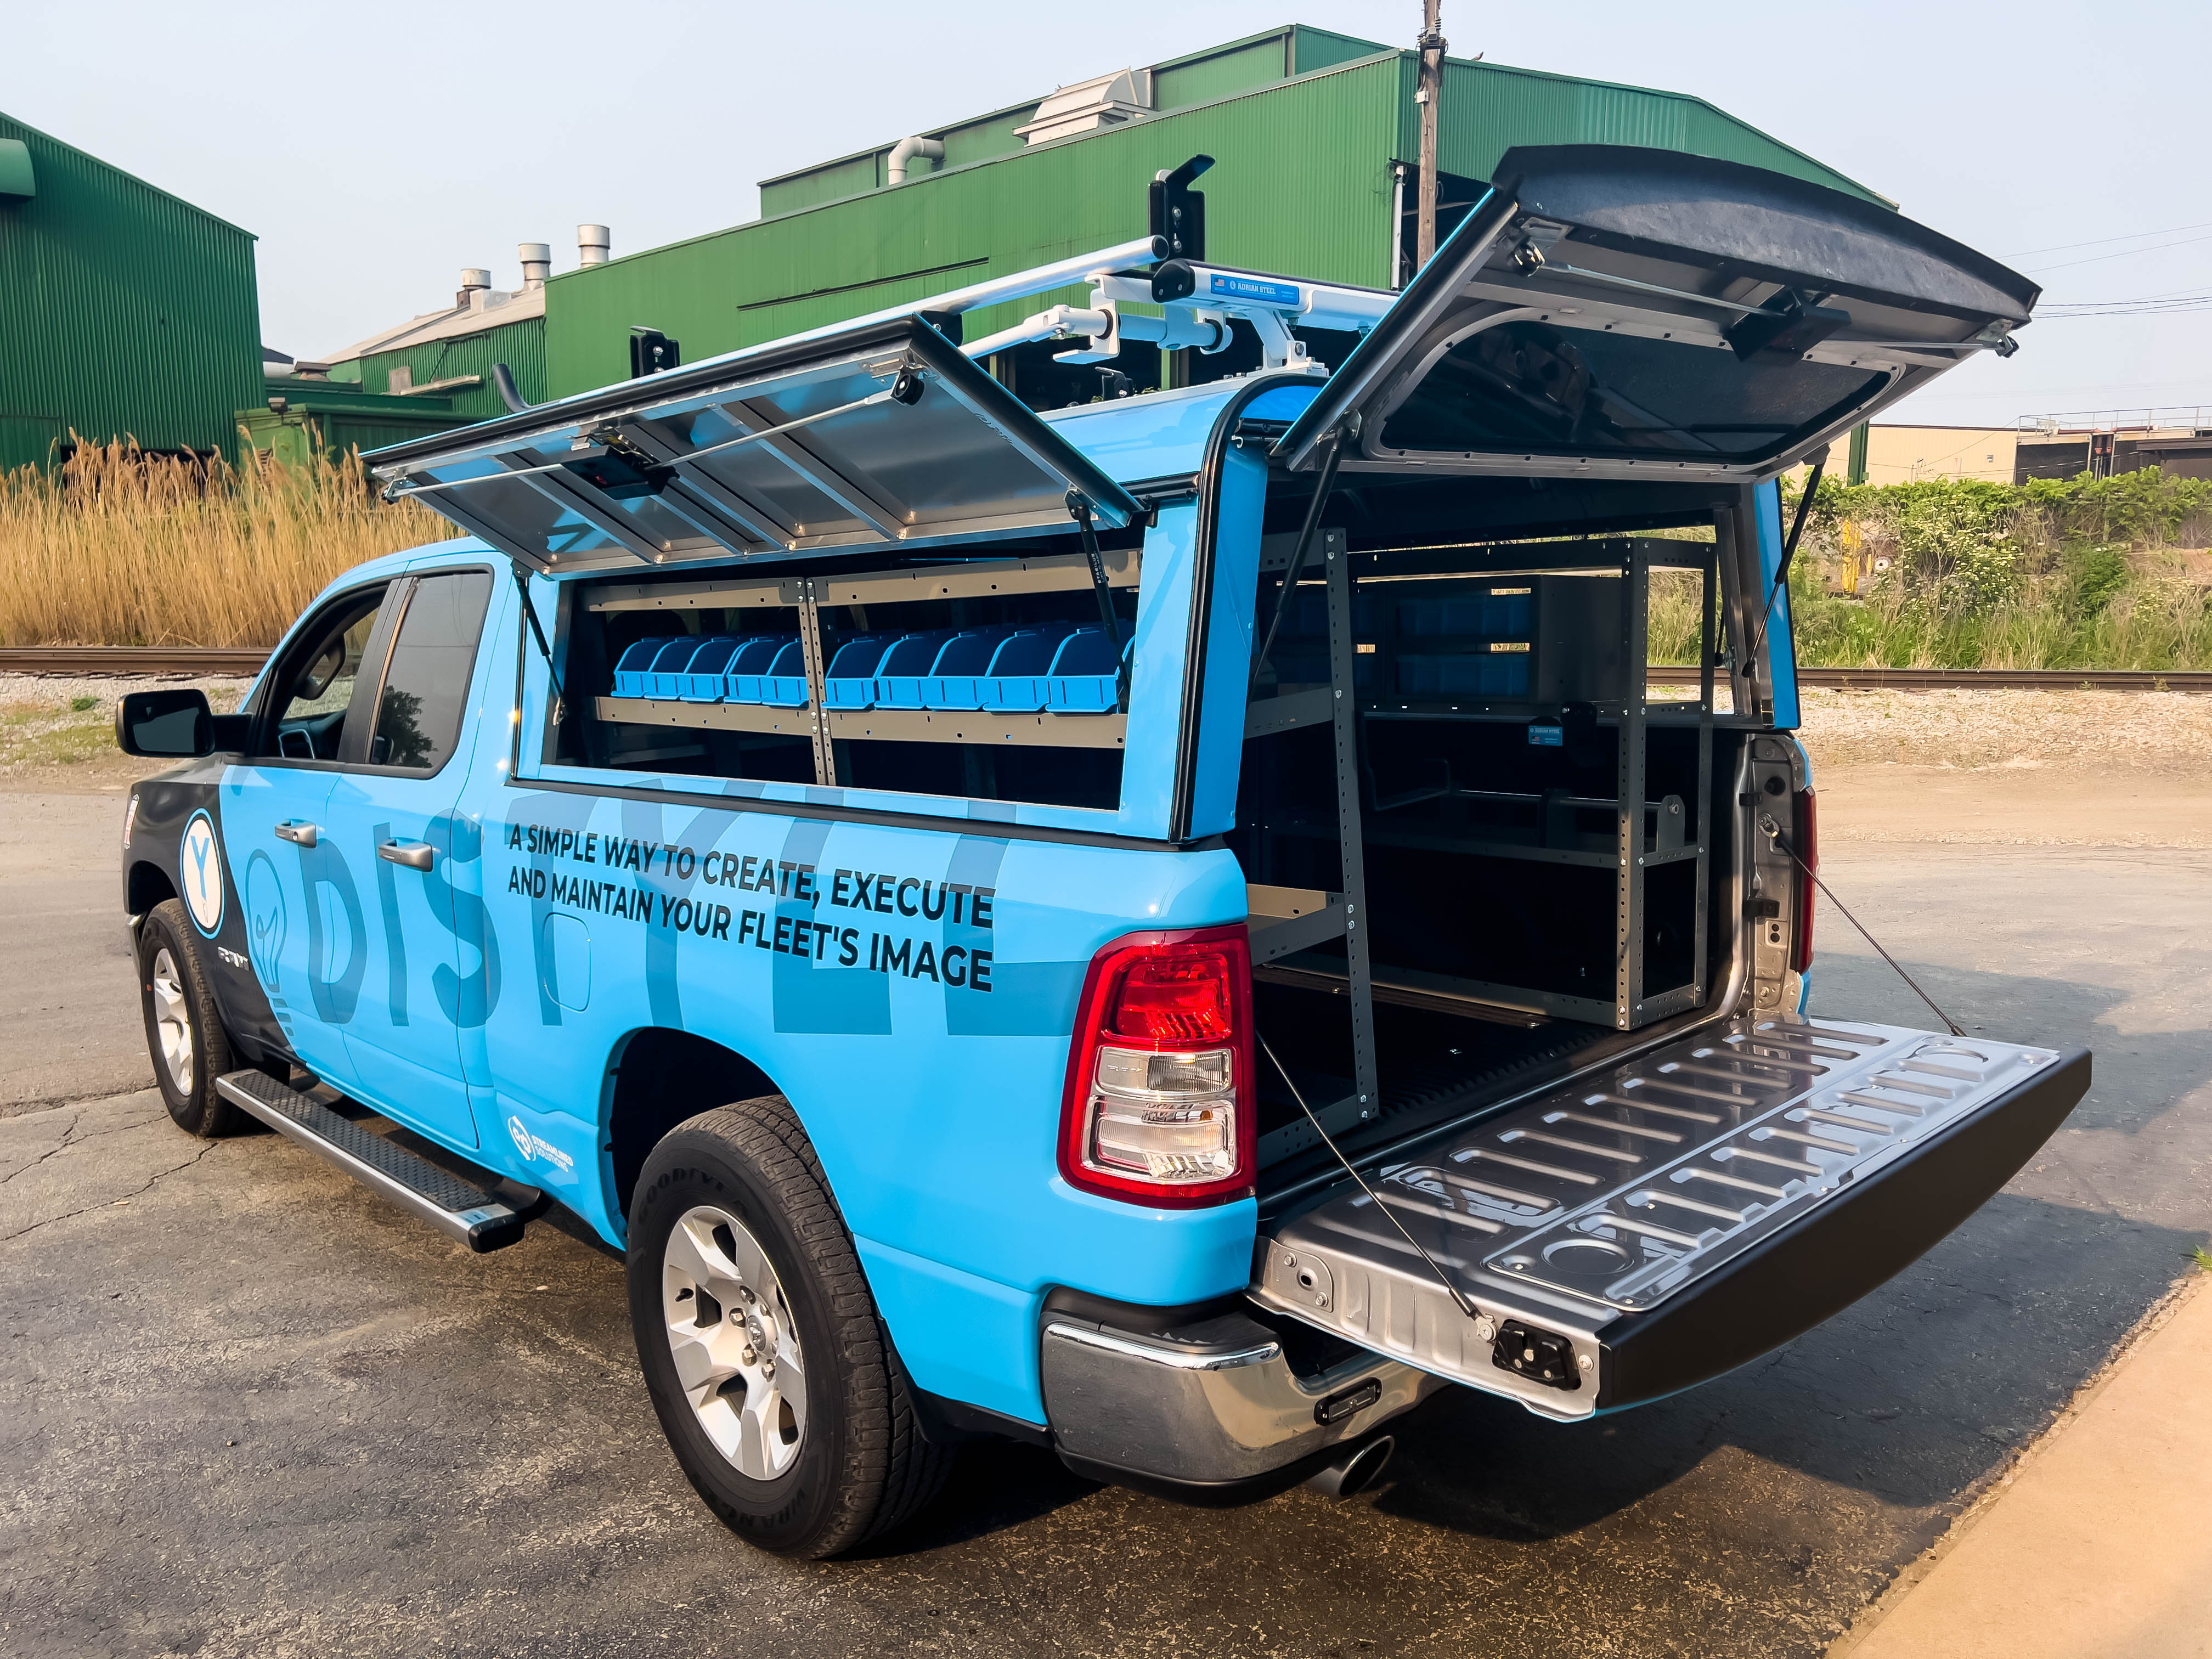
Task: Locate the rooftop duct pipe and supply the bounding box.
[456,267,492,308]
[491,363,532,413]
[887,136,944,185]
[577,224,611,266]
[518,242,552,289]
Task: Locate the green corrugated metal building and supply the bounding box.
[321,280,548,424]
[0,112,262,471]
[236,381,471,469]
[544,26,1886,402]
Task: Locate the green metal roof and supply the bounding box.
[543,33,1892,402]
[756,25,1387,216]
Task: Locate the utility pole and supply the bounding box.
[1415,0,1445,269]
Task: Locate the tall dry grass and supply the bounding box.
[0,439,448,648]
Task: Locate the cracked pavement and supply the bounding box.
[1,786,2207,1659]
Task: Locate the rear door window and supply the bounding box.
[1378,318,1890,462]
[367,572,493,771]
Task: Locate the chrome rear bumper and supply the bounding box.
[1040,1307,1446,1488]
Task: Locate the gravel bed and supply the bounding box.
[0,673,253,714]
[1797,687,2212,774]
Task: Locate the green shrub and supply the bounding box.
[1770,469,2212,670]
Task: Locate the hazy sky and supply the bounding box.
[9,1,2203,427]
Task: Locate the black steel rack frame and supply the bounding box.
[1243,534,1718,1166]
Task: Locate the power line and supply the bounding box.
[2000,219,2212,260]
[2023,232,2212,275]
[2041,280,2212,306]
[2038,287,2212,318]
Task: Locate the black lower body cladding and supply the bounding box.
[1593,1048,2091,1410]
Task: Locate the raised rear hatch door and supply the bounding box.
[1276,145,2039,482]
[1253,1017,2088,1419]
[364,315,1142,576]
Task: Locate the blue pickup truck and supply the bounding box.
[116,148,2087,1556]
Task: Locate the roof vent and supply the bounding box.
[1014,69,1152,146]
[578,224,611,266]
[458,267,492,308]
[0,138,33,200]
[518,242,552,289]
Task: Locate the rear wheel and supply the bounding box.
[138,899,245,1138]
[626,1096,951,1558]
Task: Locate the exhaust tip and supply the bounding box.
[1306,1435,1394,1500]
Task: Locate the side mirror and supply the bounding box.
[116,689,214,758]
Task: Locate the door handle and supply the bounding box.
[274,820,319,848]
[377,840,436,871]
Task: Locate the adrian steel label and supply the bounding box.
[1208,273,1304,309]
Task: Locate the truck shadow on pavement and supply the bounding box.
[1363,1190,2207,1543]
[882,1188,2207,1559]
[892,949,2212,1555]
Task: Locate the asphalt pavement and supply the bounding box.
[3,785,2208,1659]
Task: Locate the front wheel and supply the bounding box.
[138,899,245,1137]
[626,1097,951,1558]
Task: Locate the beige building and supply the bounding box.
[1787,424,2018,487]
[1856,424,2017,483]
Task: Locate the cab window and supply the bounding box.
[367,571,493,771]
[263,587,387,762]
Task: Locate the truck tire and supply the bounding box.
[627,1096,953,1558]
[137,899,246,1138]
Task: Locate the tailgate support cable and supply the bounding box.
[1759,812,1965,1036]
[509,563,568,725]
[1259,1034,1485,1326]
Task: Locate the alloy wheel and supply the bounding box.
[661,1205,808,1479]
[150,946,195,1097]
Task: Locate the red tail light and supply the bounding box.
[1059,924,1255,1207]
[1791,789,1817,973]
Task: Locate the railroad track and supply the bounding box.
[3,647,2207,693]
[1648,665,2212,692]
[0,646,270,676]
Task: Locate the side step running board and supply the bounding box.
[215,1070,528,1252]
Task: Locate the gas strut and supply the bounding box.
[1067,493,1130,714]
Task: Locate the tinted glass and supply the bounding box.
[123,690,209,757]
[1379,320,1890,464]
[267,589,385,761]
[370,573,492,771]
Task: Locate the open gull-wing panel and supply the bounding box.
[364,316,1142,576]
[1277,146,2039,483]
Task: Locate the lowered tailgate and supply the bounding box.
[1252,1018,2089,1419]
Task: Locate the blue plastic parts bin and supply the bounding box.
[644,638,703,700]
[679,636,744,702]
[722,636,808,707]
[917,628,1007,711]
[980,623,1079,712]
[760,640,811,708]
[611,623,1133,717]
[1043,627,1126,713]
[868,630,959,709]
[612,639,665,699]
[1396,593,1531,639]
[822,634,899,709]
[1395,652,1530,698]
